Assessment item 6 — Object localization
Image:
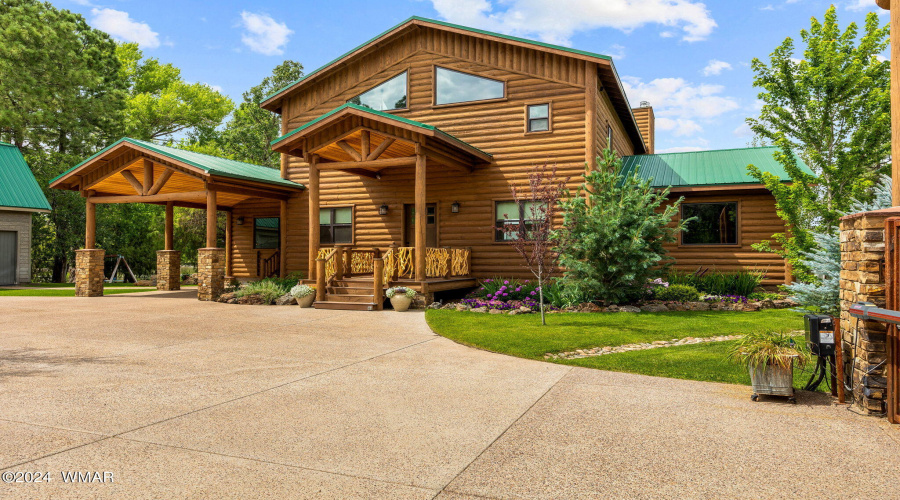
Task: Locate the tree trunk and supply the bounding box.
[538,265,546,326]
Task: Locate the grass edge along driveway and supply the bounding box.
[0,288,157,297]
[425,309,815,389]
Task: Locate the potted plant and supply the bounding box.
[386,286,417,312]
[728,330,807,403]
[290,284,316,308]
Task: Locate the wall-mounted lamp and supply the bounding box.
[236,216,245,225]
[378,203,389,216]
[451,201,460,213]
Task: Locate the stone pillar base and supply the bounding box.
[75,249,105,297]
[157,250,181,291]
[839,209,899,415]
[197,247,225,301]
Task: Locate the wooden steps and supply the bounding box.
[314,276,379,311]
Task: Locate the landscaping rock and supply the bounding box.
[773,299,794,309]
[182,274,198,285]
[742,302,761,312]
[605,305,619,313]
[455,303,471,312]
[471,306,488,313]
[238,294,266,305]
[442,303,456,309]
[518,306,532,313]
[489,309,503,314]
[687,302,710,311]
[217,292,236,303]
[508,310,519,315]
[640,304,669,313]
[275,294,297,306]
[668,303,688,311]
[619,305,641,313]
[427,302,442,309]
[576,302,603,313]
[547,334,744,360]
[134,279,153,287]
[759,299,776,310]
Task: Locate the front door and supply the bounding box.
[404,204,437,247]
[0,231,17,285]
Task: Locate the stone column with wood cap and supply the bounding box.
[75,249,105,297]
[156,250,181,291]
[839,208,900,415]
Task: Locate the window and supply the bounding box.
[681,202,738,245]
[527,104,550,132]
[495,200,547,241]
[607,125,613,149]
[435,67,504,105]
[320,207,353,245]
[253,217,280,249]
[348,72,407,111]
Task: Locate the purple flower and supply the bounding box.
[530,291,536,296]
[503,293,509,297]
[515,287,521,292]
[504,280,509,285]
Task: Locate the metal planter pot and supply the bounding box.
[749,360,796,403]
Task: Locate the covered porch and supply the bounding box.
[271,103,490,309]
[50,137,304,300]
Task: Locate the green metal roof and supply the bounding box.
[51,138,303,190]
[272,103,491,158]
[620,146,814,188]
[0,142,51,212]
[263,16,610,105]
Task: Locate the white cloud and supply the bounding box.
[733,123,753,137]
[91,8,160,48]
[607,44,626,60]
[760,4,775,11]
[656,117,703,137]
[623,76,740,120]
[428,0,717,45]
[238,12,293,56]
[876,54,889,62]
[846,0,888,13]
[702,59,732,76]
[204,83,224,93]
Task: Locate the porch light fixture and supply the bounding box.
[236,216,245,225]
[451,201,460,213]
[379,203,389,216]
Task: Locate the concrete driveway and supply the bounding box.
[1,291,898,499]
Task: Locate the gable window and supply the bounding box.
[348,71,407,111]
[607,125,613,149]
[320,207,353,245]
[254,217,280,249]
[495,200,547,241]
[526,104,550,132]
[435,66,504,105]
[681,202,738,245]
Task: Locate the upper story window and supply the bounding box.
[435,66,504,106]
[607,125,613,149]
[348,71,407,111]
[254,217,280,249]
[681,202,738,245]
[526,104,550,132]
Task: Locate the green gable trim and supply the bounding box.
[263,16,610,105]
[272,102,491,158]
[0,143,51,212]
[620,146,814,188]
[51,138,304,190]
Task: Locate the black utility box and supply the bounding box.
[804,314,835,357]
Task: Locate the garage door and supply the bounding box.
[0,231,16,285]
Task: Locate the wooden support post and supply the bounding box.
[206,189,217,248]
[85,198,96,250]
[373,257,384,311]
[334,246,344,280]
[279,199,288,278]
[891,0,900,205]
[165,201,174,251]
[308,155,320,279]
[316,258,326,302]
[414,145,427,281]
[360,130,370,160]
[142,159,153,196]
[225,211,233,277]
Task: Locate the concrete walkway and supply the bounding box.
[0,291,897,499]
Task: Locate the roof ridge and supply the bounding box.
[0,141,17,148]
[630,145,778,157]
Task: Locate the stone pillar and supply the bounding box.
[156,250,181,291]
[197,248,225,301]
[839,210,897,415]
[75,249,105,297]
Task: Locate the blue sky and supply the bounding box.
[61,0,888,153]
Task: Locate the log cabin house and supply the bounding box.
[51,16,811,309]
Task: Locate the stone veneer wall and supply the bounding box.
[75,249,105,297]
[156,250,181,291]
[839,209,900,416]
[197,248,225,301]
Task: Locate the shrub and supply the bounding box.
[235,280,288,304]
[386,286,416,299]
[727,330,808,368]
[666,268,764,297]
[556,149,686,305]
[653,284,700,302]
[290,284,315,298]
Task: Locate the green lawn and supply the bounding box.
[425,309,816,390]
[0,288,157,296]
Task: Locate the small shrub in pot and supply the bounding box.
[290,284,316,308]
[386,286,417,312]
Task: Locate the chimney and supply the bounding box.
[632,102,655,154]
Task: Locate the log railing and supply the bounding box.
[258,250,280,278]
[317,245,471,284]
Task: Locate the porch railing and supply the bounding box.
[316,245,472,283]
[257,250,280,278]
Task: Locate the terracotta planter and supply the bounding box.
[390,295,412,312]
[297,294,315,308]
